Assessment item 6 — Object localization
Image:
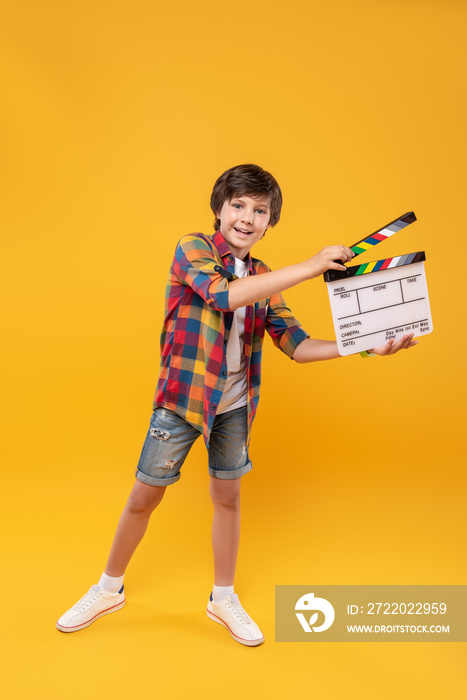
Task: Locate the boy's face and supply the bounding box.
[216,194,271,260]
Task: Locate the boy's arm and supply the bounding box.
[292,334,418,363]
[171,236,353,311]
[228,245,354,310]
[292,339,341,362]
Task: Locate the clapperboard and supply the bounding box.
[324,212,433,356]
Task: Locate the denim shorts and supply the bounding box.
[135,405,252,486]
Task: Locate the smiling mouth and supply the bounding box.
[234,227,253,234]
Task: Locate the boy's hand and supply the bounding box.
[370,333,419,356]
[307,246,355,278]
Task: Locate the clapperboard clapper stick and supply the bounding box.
[323,212,433,356]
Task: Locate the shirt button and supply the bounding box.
[222,369,227,376]
[210,404,216,412]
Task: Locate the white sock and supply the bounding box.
[98,572,124,593]
[213,584,234,602]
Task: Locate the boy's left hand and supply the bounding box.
[370,333,418,356]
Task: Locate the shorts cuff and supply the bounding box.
[135,469,181,487]
[208,460,253,480]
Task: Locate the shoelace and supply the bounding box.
[73,586,103,612]
[226,598,252,624]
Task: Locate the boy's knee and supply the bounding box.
[127,483,166,514]
[210,480,241,510]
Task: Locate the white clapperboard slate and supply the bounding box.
[323,212,433,356]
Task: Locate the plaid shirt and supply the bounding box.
[154,230,309,446]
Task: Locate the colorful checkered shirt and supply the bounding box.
[154,230,309,446]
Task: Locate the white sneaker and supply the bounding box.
[56,584,125,633]
[206,593,264,646]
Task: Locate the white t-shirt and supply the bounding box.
[216,257,249,414]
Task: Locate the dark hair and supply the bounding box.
[210,163,283,231]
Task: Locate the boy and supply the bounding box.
[56,164,416,646]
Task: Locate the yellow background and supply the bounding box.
[1,0,465,697]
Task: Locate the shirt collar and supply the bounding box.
[213,230,254,272]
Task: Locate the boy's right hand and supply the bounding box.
[307,246,355,278]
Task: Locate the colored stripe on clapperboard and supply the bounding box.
[350,211,417,256]
[323,211,419,283]
[344,250,425,278]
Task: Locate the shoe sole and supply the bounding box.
[206,606,265,647]
[56,599,126,633]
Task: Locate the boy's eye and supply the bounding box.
[233,203,242,209]
[256,209,266,215]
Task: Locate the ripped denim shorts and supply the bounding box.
[135,406,252,486]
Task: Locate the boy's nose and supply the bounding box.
[242,209,254,224]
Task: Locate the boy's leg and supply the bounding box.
[207,406,252,587]
[56,480,166,633]
[206,407,263,645]
[105,480,166,576]
[57,407,199,632]
[209,475,241,586]
[207,474,264,646]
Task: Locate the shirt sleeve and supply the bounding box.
[252,259,309,358]
[171,234,235,311]
[265,291,310,359]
